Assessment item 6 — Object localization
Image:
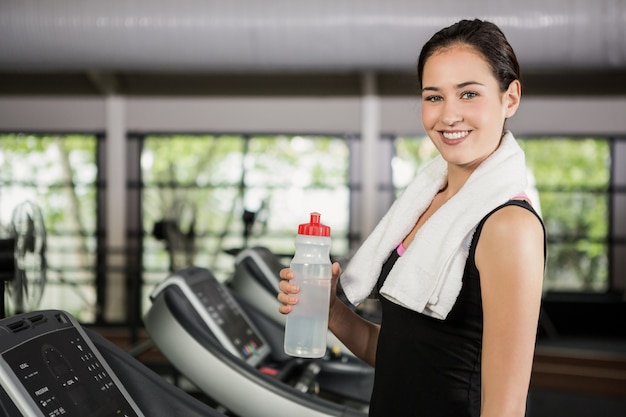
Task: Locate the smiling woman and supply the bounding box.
[278,19,546,417]
[420,43,521,172]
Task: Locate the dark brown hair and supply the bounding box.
[417,19,521,92]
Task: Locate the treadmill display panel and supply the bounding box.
[1,327,141,417]
[189,276,265,360]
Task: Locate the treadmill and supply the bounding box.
[0,309,225,417]
[144,266,372,417]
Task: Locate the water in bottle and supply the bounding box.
[284,212,332,358]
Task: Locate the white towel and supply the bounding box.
[341,131,528,319]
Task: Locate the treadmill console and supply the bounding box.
[234,246,285,294]
[0,310,144,417]
[150,266,271,367]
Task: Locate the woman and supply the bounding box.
[278,19,545,417]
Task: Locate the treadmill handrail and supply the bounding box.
[235,247,283,295]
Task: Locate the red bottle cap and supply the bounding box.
[298,212,331,236]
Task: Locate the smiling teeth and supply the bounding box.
[443,131,469,140]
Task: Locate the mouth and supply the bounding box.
[441,130,470,140]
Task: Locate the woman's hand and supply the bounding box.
[277,262,342,314]
[277,267,299,314]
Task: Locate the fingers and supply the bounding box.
[278,277,299,294]
[278,304,293,314]
[277,263,342,315]
[279,267,294,281]
[277,288,298,314]
[332,262,342,278]
[278,267,299,314]
[278,267,299,295]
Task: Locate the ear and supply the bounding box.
[503,79,521,118]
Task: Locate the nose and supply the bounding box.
[441,101,462,126]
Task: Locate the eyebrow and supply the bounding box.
[421,81,485,93]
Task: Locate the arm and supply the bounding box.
[278,263,380,366]
[475,205,545,417]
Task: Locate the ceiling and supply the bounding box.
[1,0,625,96]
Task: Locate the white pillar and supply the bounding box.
[105,95,127,321]
[360,72,381,237]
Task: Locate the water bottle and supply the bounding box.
[284,212,332,358]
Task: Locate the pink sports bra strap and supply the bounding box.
[512,191,532,205]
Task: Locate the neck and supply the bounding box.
[441,164,475,199]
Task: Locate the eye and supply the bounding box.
[460,91,478,100]
[424,95,443,102]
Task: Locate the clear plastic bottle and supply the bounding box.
[284,212,332,358]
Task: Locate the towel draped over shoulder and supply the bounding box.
[340,131,528,319]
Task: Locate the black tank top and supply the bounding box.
[368,200,544,417]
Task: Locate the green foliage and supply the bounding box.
[518,137,609,292]
[141,134,350,279]
[519,138,609,187]
[0,133,97,230]
[0,133,99,322]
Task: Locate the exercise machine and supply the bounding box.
[144,266,372,417]
[0,309,225,417]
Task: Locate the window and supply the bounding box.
[519,137,610,293]
[0,133,100,322]
[137,134,351,315]
[2,131,616,325]
[392,136,440,192]
[393,136,612,293]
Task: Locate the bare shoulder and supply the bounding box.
[485,203,543,239]
[475,203,545,270]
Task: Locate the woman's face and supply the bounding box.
[421,43,520,170]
